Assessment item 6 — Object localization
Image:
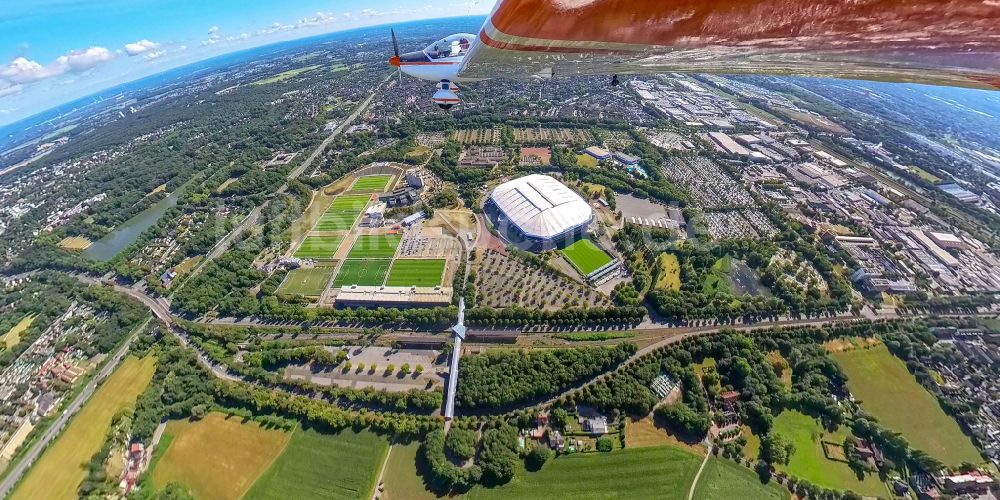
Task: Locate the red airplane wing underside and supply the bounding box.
[457,0,1000,90]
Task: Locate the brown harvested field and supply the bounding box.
[58,236,93,250]
[627,416,707,454]
[472,250,610,311]
[427,209,477,238]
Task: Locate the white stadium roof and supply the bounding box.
[489,174,592,239]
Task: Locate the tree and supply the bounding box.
[415,364,424,374]
[761,432,795,466]
[446,428,477,461]
[400,363,411,375]
[190,404,207,420]
[654,403,710,438]
[596,436,614,452]
[525,444,551,471]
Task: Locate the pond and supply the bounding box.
[84,193,179,261]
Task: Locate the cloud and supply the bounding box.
[0,80,22,98]
[0,46,113,86]
[143,50,166,60]
[208,26,220,35]
[202,25,223,45]
[124,39,159,56]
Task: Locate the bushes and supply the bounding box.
[596,436,614,452]
[457,344,636,409]
[422,429,482,490]
[445,428,477,461]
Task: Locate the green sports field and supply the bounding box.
[333,259,391,286]
[314,194,370,231]
[350,175,392,193]
[772,410,886,497]
[560,239,613,276]
[245,426,388,500]
[346,234,402,259]
[384,259,445,287]
[831,343,982,466]
[467,445,702,500]
[276,268,335,296]
[293,235,344,259]
[693,457,787,500]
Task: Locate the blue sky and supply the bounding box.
[0,0,491,125]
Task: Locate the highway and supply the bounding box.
[0,318,148,499]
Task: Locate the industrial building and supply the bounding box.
[583,146,611,160]
[485,174,593,250]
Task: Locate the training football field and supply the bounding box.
[314,194,370,231]
[293,235,344,259]
[385,259,446,287]
[276,268,335,296]
[560,239,613,275]
[346,234,402,259]
[350,175,392,193]
[333,259,391,286]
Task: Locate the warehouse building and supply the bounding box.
[485,174,593,250]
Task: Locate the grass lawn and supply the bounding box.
[766,351,792,389]
[252,65,320,85]
[276,268,335,297]
[742,425,761,460]
[174,255,202,275]
[772,410,886,497]
[350,175,392,193]
[702,256,732,295]
[385,259,446,287]
[831,343,982,466]
[576,154,599,168]
[1,314,35,348]
[12,355,156,500]
[245,426,388,500]
[57,236,93,250]
[381,442,438,500]
[467,445,702,500]
[151,413,291,500]
[560,239,613,276]
[346,234,402,259]
[655,252,681,291]
[693,457,787,500]
[333,259,391,286]
[315,194,370,232]
[294,235,344,259]
[909,166,942,184]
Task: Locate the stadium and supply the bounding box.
[484,174,594,250]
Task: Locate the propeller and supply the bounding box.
[390,29,402,84]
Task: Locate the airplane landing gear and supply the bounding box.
[432,79,460,110]
[611,74,620,87]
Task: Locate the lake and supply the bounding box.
[84,193,178,261]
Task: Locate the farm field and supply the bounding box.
[467,445,702,500]
[560,239,613,276]
[350,175,392,193]
[655,252,681,291]
[347,234,402,259]
[380,442,436,500]
[772,410,886,497]
[151,413,291,500]
[276,268,335,296]
[57,236,93,250]
[693,457,787,500]
[1,314,35,348]
[294,235,344,259]
[12,355,156,500]
[315,194,370,231]
[831,343,981,466]
[384,259,446,287]
[245,426,388,500]
[333,259,391,286]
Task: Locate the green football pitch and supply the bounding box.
[276,268,335,296]
[332,259,391,286]
[560,239,613,275]
[350,175,392,193]
[346,234,402,259]
[313,194,370,232]
[385,259,446,287]
[292,235,343,259]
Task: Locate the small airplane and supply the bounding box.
[390,0,1000,110]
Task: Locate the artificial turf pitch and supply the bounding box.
[350,175,392,193]
[333,259,391,286]
[293,235,344,259]
[314,194,370,232]
[346,234,402,259]
[560,239,613,276]
[385,259,445,287]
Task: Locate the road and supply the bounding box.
[178,76,389,287]
[0,317,148,499]
[687,443,713,500]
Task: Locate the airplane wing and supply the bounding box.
[457,0,1000,90]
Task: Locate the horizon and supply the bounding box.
[0,1,492,127]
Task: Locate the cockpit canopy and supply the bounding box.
[424,33,476,60]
